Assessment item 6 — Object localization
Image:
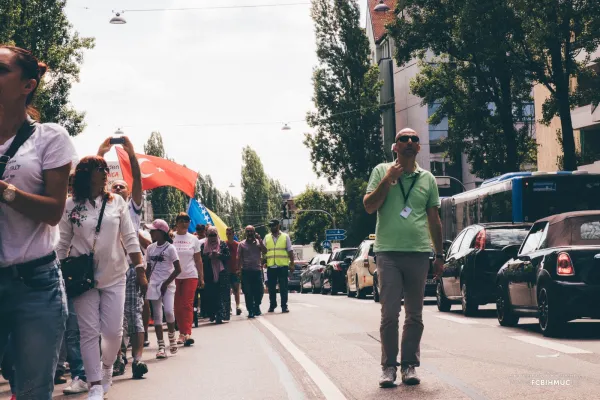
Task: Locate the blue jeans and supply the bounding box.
[57,298,86,381]
[0,259,68,400]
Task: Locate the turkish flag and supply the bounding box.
[116,147,197,197]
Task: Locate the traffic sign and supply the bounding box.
[326,229,346,235]
[322,240,332,249]
[326,234,346,241]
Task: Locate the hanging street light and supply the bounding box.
[282,123,291,131]
[229,183,235,188]
[114,127,124,135]
[110,11,127,24]
[374,0,390,12]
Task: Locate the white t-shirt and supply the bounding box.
[173,233,201,280]
[0,123,78,266]
[126,198,142,265]
[146,242,179,300]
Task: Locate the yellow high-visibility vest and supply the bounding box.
[264,232,289,267]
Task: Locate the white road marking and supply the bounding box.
[435,315,481,325]
[258,318,347,400]
[509,336,593,354]
[536,353,560,358]
[294,303,319,308]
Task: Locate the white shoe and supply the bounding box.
[101,366,113,394]
[87,385,104,400]
[63,377,89,394]
[379,367,397,388]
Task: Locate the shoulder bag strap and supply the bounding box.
[91,195,109,253]
[0,119,36,178]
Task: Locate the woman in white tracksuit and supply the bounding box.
[57,156,143,400]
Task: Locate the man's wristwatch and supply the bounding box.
[2,184,16,203]
[435,253,444,260]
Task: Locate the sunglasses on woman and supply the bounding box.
[397,135,420,143]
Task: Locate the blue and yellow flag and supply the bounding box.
[187,199,228,240]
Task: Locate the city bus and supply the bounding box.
[440,171,600,242]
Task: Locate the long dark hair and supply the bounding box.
[72,156,112,203]
[0,45,48,120]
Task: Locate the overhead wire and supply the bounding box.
[73,2,311,12]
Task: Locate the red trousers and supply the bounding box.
[175,278,198,335]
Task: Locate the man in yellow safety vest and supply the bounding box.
[262,219,295,313]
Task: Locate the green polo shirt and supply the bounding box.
[366,162,440,253]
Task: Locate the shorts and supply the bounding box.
[124,266,144,336]
[229,272,240,285]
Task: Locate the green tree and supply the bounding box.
[343,178,376,246]
[387,0,537,179]
[508,0,600,170]
[267,177,287,224]
[291,186,346,252]
[143,132,188,224]
[305,0,384,184]
[241,146,270,235]
[0,0,95,136]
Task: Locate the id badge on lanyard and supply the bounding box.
[399,175,419,219]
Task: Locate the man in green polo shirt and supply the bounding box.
[364,128,444,388]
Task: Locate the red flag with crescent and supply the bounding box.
[116,147,197,197]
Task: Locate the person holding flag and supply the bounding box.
[98,137,150,380]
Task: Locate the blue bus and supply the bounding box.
[440,171,600,242]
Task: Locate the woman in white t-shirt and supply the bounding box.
[172,212,204,346]
[0,46,78,400]
[145,219,181,359]
[57,156,143,400]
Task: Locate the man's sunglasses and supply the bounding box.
[397,135,420,143]
[82,166,110,173]
[208,233,217,237]
[112,184,127,190]
[177,218,191,223]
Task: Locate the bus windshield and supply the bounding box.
[521,175,600,222]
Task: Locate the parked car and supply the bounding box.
[496,211,600,337]
[288,261,308,292]
[300,253,331,294]
[322,247,358,295]
[372,248,437,303]
[437,223,531,315]
[347,236,376,299]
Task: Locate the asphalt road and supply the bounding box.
[2,292,600,399]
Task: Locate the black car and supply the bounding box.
[496,211,600,337]
[322,247,357,295]
[288,261,308,292]
[437,223,531,315]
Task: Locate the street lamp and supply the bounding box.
[110,11,127,24]
[281,123,291,131]
[114,128,124,135]
[374,0,391,12]
[229,183,235,188]
[435,176,467,192]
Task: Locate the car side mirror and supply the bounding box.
[444,240,453,252]
[502,244,520,259]
[320,261,326,266]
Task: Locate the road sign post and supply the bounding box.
[321,240,332,250]
[325,234,346,241]
[326,229,346,235]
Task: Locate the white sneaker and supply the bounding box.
[101,366,113,394]
[63,377,89,394]
[379,366,397,388]
[87,385,104,400]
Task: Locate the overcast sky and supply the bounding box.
[65,0,369,199]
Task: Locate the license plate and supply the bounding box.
[425,279,436,285]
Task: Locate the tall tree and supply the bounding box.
[291,186,346,252]
[0,0,95,136]
[267,177,287,223]
[507,0,600,170]
[241,146,270,234]
[387,0,537,178]
[305,0,384,184]
[144,132,188,224]
[343,178,376,246]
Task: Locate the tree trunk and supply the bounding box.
[498,75,520,173]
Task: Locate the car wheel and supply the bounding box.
[356,275,366,299]
[346,274,354,297]
[538,286,565,337]
[330,275,338,296]
[373,277,380,303]
[311,279,319,294]
[436,280,451,312]
[461,282,478,316]
[320,276,328,295]
[496,284,519,327]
